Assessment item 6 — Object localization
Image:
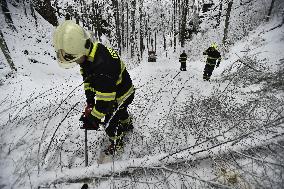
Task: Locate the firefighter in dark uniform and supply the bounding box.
[179,50,187,71]
[53,21,134,155]
[203,43,221,81]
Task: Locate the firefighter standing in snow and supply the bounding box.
[203,43,221,81]
[179,50,187,71]
[52,21,134,155]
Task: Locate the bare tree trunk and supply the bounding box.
[155,31,157,52]
[222,0,233,45]
[266,0,275,22]
[180,0,189,47]
[126,1,129,54]
[30,1,38,27]
[139,0,144,58]
[112,0,121,54]
[217,0,223,26]
[163,32,166,51]
[173,0,177,52]
[0,30,16,71]
[34,0,58,26]
[130,0,136,58]
[146,15,149,50]
[178,0,181,44]
[1,0,17,31]
[121,0,125,52]
[23,0,27,17]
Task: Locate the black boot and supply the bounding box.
[104,139,124,155]
[119,117,134,132]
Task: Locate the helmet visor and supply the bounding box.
[56,49,82,69]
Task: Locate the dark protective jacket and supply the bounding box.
[80,42,134,121]
[203,47,221,66]
[179,52,187,63]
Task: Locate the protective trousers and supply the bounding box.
[203,60,216,81]
[180,62,186,71]
[104,92,135,143]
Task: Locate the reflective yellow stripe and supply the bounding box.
[87,42,98,62]
[207,56,219,60]
[206,62,216,66]
[84,83,95,92]
[84,83,90,88]
[95,91,116,101]
[110,132,124,141]
[116,61,126,85]
[116,85,134,105]
[91,107,105,120]
[85,87,95,92]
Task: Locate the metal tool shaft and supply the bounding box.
[85,129,88,167]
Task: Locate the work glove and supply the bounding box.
[79,113,100,130]
[84,103,93,116]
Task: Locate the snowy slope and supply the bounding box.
[1,3,284,189]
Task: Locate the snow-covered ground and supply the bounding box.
[1,3,284,189]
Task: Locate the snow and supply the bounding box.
[0,1,284,189]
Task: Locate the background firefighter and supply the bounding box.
[53,20,135,155]
[179,50,187,71]
[202,43,221,81]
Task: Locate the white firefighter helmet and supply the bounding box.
[52,20,91,69]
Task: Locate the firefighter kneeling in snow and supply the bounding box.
[52,21,135,155]
[203,43,221,81]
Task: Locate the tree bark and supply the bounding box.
[121,0,125,52]
[173,0,177,52]
[1,0,17,31]
[217,0,223,26]
[34,0,58,26]
[112,0,121,54]
[130,0,136,58]
[0,30,16,71]
[180,0,189,47]
[139,0,144,58]
[222,0,233,45]
[266,0,275,22]
[126,1,129,53]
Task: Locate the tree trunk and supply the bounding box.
[146,15,149,51]
[121,0,125,52]
[154,31,157,52]
[23,0,27,17]
[34,0,58,26]
[1,0,17,31]
[217,0,223,26]
[222,0,233,45]
[173,0,177,52]
[139,0,144,58]
[130,0,136,58]
[30,1,38,27]
[112,0,121,54]
[126,1,129,53]
[0,30,16,71]
[180,0,189,47]
[266,0,275,22]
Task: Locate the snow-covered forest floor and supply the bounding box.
[1,3,284,189]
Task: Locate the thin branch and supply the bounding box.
[231,150,284,168]
[159,166,234,189]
